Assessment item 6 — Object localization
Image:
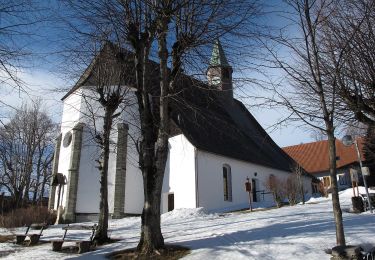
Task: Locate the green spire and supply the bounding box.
[209,39,230,67]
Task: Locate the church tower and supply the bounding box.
[206,39,233,100]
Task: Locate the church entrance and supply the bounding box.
[168,193,174,212]
[252,179,257,202]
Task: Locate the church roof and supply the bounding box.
[209,39,230,67]
[169,77,297,172]
[64,42,307,174]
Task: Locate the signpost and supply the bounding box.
[245,177,252,211]
[343,135,373,213]
[350,168,359,197]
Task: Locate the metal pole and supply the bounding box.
[248,189,253,212]
[354,139,373,213]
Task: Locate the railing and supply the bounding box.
[254,190,272,201]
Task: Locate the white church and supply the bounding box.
[48,41,314,222]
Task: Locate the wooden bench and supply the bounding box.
[15,223,47,246]
[51,224,97,254]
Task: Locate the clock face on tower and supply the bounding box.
[211,76,221,85]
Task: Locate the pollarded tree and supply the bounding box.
[74,43,134,243]
[123,1,260,254]
[62,0,260,255]
[325,0,375,126]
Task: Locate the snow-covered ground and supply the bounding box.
[1,187,375,259]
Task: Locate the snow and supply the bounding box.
[1,187,375,259]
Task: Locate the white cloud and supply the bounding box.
[0,68,69,122]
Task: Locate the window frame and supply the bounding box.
[223,164,232,202]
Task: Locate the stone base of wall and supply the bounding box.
[62,212,76,224]
[112,212,126,219]
[75,213,100,223]
[74,213,141,223]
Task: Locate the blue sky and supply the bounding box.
[1,0,314,148]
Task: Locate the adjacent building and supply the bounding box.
[283,138,365,191]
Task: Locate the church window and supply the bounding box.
[223,164,232,201]
[63,131,72,147]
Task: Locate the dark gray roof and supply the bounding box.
[64,42,305,174]
[169,76,295,172]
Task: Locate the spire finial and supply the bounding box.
[209,39,230,67]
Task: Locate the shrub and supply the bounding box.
[265,174,286,208]
[285,175,299,206]
[0,206,56,228]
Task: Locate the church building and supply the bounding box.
[48,41,314,222]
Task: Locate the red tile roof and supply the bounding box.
[282,138,365,174]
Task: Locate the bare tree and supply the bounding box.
[309,128,326,141]
[0,102,56,208]
[0,0,45,115]
[124,1,260,254]
[325,0,375,126]
[290,163,305,204]
[86,45,133,243]
[262,0,352,246]
[342,122,367,138]
[62,0,260,255]
[323,0,375,186]
[60,41,136,242]
[364,125,375,182]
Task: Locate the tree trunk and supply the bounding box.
[94,108,112,243]
[327,130,346,246]
[136,16,171,254]
[32,158,42,203]
[137,166,165,253]
[39,168,48,201]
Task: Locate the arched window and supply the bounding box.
[223,164,232,201]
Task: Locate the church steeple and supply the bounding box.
[206,39,233,100]
[209,39,230,67]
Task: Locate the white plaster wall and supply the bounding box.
[75,127,101,213]
[56,91,83,209]
[160,150,171,214]
[196,150,313,212]
[70,87,145,215]
[60,91,83,132]
[72,124,119,214]
[58,87,139,214]
[107,144,117,214]
[163,134,197,213]
[122,91,144,214]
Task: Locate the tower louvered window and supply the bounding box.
[223,164,232,201]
